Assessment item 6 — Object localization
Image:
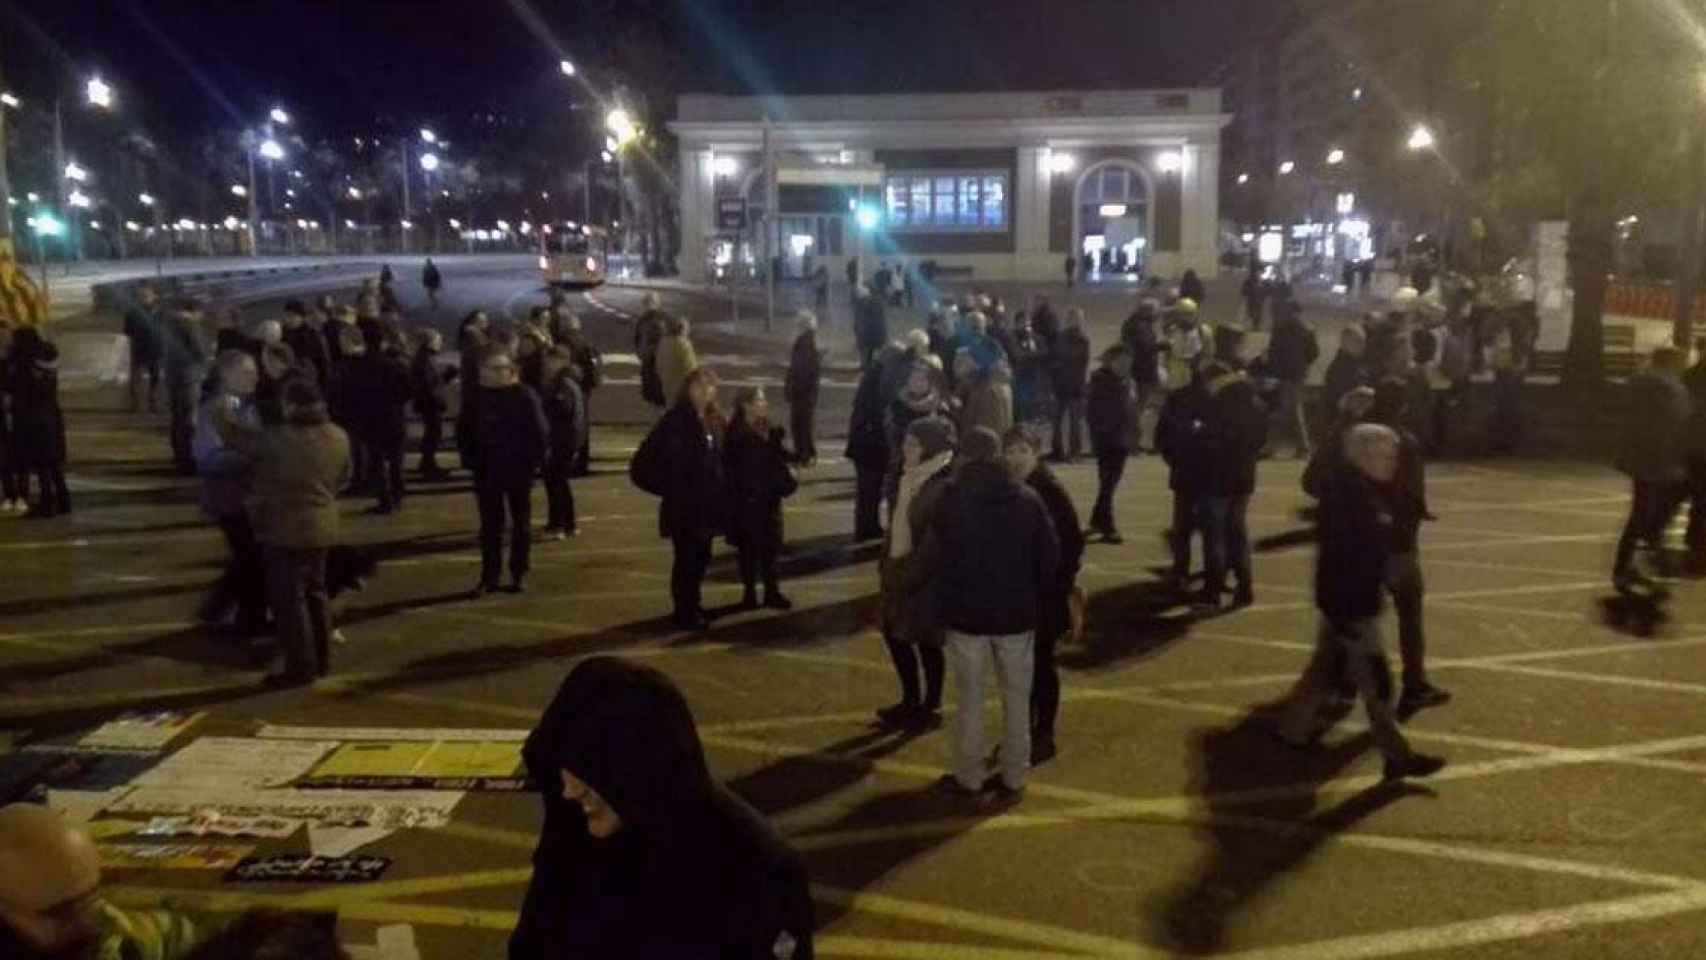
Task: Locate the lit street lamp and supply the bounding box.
[1326,147,1345,165]
[269,107,290,125]
[1278,160,1296,175]
[85,78,112,109]
[230,184,248,197]
[258,139,285,160]
[1047,151,1077,174]
[420,128,436,144]
[63,162,87,182]
[419,152,440,172]
[1156,151,1183,173]
[0,92,18,109]
[1407,124,1436,151]
[560,59,576,77]
[1236,173,1250,185]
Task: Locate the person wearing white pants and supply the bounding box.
[947,630,1035,792]
[918,425,1060,803]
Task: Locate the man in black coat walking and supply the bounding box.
[846,351,893,541]
[1277,424,1446,782]
[459,346,550,595]
[1614,347,1692,589]
[511,658,814,960]
[1084,345,1136,543]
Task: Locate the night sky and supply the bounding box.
[2,0,1249,141]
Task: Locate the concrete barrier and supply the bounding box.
[90,261,383,312]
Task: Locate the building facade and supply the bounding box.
[669,90,1229,285]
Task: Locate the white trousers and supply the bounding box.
[947,630,1035,790]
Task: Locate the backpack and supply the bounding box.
[629,416,670,497]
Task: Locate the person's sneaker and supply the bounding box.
[1383,753,1447,782]
[1229,587,1255,608]
[0,499,15,514]
[935,773,984,799]
[1190,590,1222,612]
[1031,734,1057,766]
[875,701,920,727]
[980,775,1025,806]
[331,629,349,645]
[469,581,499,599]
[763,591,793,611]
[1102,530,1125,545]
[1398,684,1452,715]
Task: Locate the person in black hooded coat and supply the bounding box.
[7,328,70,517]
[631,367,730,630]
[511,657,814,960]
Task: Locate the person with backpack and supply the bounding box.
[1264,299,1319,458]
[631,368,728,630]
[540,347,588,541]
[723,388,798,611]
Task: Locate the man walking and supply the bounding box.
[122,282,163,414]
[926,427,1060,803]
[1085,345,1136,543]
[1278,423,1446,781]
[1264,297,1318,457]
[1614,347,1692,590]
[785,311,822,465]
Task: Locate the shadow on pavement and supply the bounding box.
[670,595,879,651]
[1059,580,1202,671]
[1149,708,1432,954]
[0,580,206,619]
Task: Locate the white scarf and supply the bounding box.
[889,451,953,559]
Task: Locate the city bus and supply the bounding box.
[539,224,608,287]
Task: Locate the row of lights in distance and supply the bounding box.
[1234,125,1436,185]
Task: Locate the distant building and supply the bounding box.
[669,89,1230,285]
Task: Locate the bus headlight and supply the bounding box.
[586,257,597,272]
[538,256,549,271]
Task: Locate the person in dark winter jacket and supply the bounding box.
[784,311,822,465]
[1369,378,1451,716]
[349,331,413,514]
[925,426,1060,801]
[1155,369,1215,589]
[458,347,550,595]
[854,286,888,370]
[327,321,369,493]
[1009,318,1048,425]
[884,361,949,513]
[421,258,442,308]
[1029,295,1060,353]
[1614,347,1693,588]
[845,348,895,541]
[1320,324,1368,440]
[630,368,728,630]
[511,657,814,960]
[1277,424,1446,782]
[0,325,22,513]
[552,309,601,476]
[1050,308,1092,461]
[7,328,70,517]
[1682,339,1706,569]
[1120,299,1163,448]
[1084,345,1136,543]
[281,299,331,388]
[877,416,957,731]
[1004,425,1082,766]
[1264,301,1319,457]
[539,347,588,540]
[410,330,455,480]
[122,283,164,413]
[456,311,491,400]
[162,302,209,476]
[1198,361,1269,608]
[724,389,798,611]
[517,325,550,393]
[633,294,669,409]
[1179,268,1206,307]
[254,342,308,427]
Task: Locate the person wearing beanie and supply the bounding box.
[928,425,1060,803]
[723,387,797,611]
[784,311,822,466]
[511,659,814,959]
[1002,424,1083,765]
[875,415,957,730]
[214,376,351,686]
[1278,423,1446,782]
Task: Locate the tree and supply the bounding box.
[1317,0,1699,389]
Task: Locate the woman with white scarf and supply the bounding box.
[875,416,957,730]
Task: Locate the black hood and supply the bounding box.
[523,657,713,833]
[956,458,1019,500]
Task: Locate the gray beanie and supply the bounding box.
[907,416,956,460]
[960,425,1001,463]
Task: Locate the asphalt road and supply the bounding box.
[8,260,1706,957]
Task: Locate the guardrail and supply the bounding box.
[90,260,383,312]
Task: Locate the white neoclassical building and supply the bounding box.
[670,89,1230,285]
